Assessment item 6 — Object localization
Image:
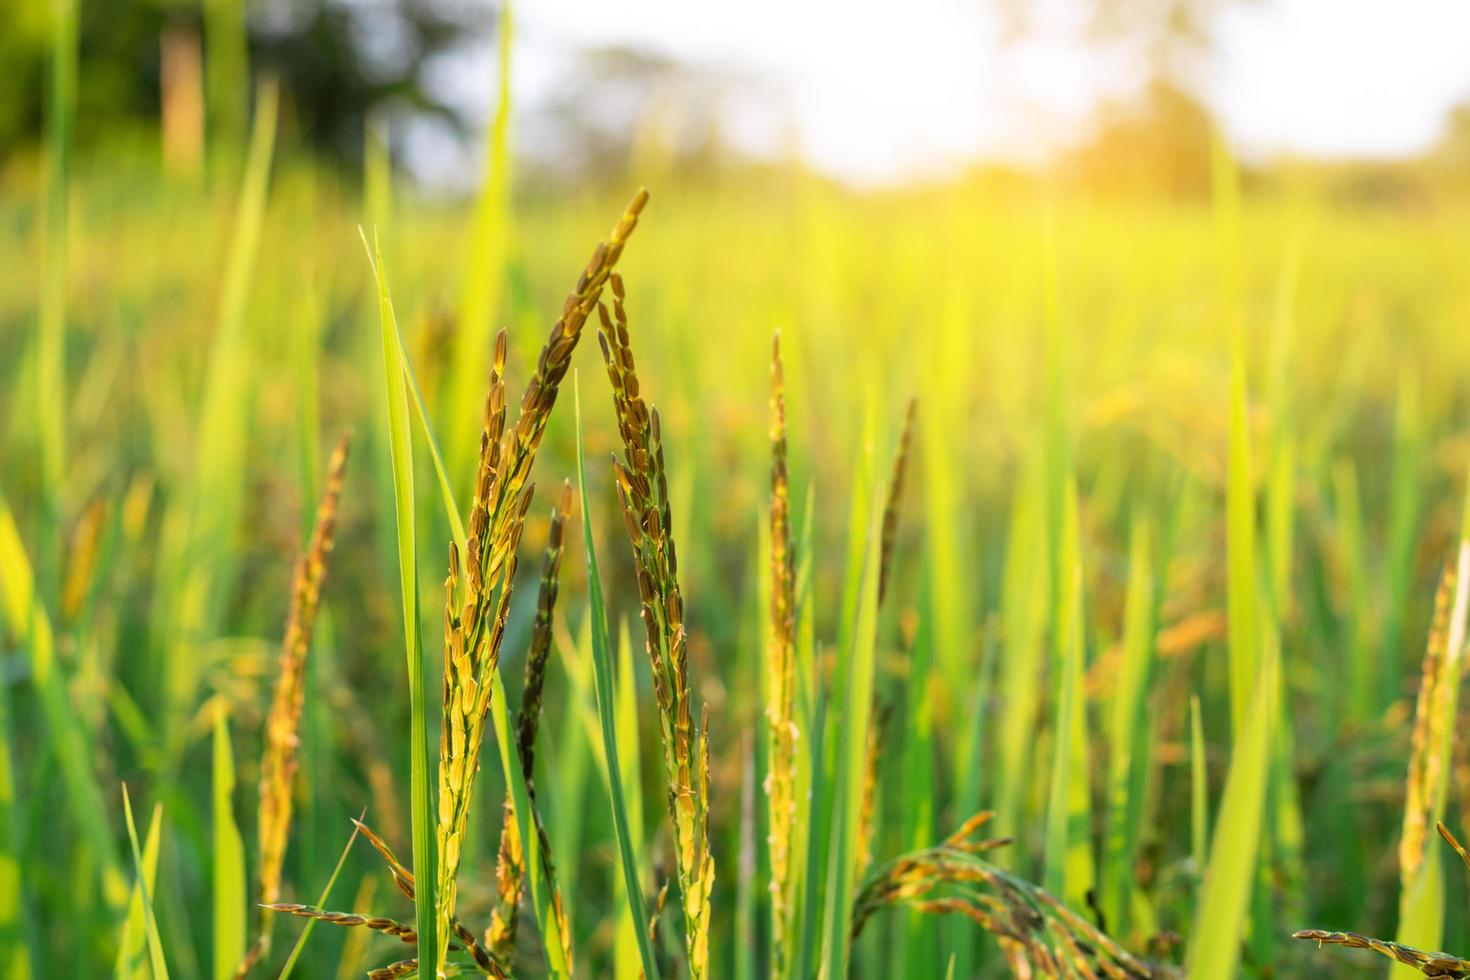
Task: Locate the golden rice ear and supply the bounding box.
[432,190,647,972]
[849,817,1160,977]
[1292,929,1470,977]
[596,271,714,978]
[1438,821,1470,887]
[239,432,350,979]
[765,328,800,974]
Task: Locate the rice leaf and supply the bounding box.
[1100,516,1154,932]
[1190,694,1207,879]
[1186,611,1277,979]
[362,228,438,975]
[212,711,245,980]
[819,463,882,979]
[114,803,162,980]
[613,619,647,980]
[1043,479,1094,911]
[1226,339,1257,737]
[121,786,169,980]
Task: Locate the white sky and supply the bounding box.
[441,0,1470,185]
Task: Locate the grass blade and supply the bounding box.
[1190,694,1208,880]
[276,820,363,980]
[212,711,245,980]
[1226,340,1257,736]
[1186,609,1277,980]
[121,786,169,980]
[1043,479,1094,911]
[446,0,516,490]
[114,803,163,980]
[362,229,437,974]
[1100,516,1154,932]
[818,467,882,979]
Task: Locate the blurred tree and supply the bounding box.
[995,0,1252,198]
[997,0,1260,82]
[1065,77,1216,198]
[520,44,770,189]
[1429,99,1470,177]
[0,0,489,166]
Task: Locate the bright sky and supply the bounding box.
[461,0,1470,185]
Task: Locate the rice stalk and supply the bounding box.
[855,397,914,879]
[236,434,349,978]
[597,276,714,977]
[574,381,662,979]
[765,332,798,976]
[1400,561,1458,890]
[487,483,573,965]
[876,397,917,611]
[1394,478,1470,972]
[856,699,893,876]
[434,188,649,974]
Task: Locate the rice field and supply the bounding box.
[8,27,1470,980]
